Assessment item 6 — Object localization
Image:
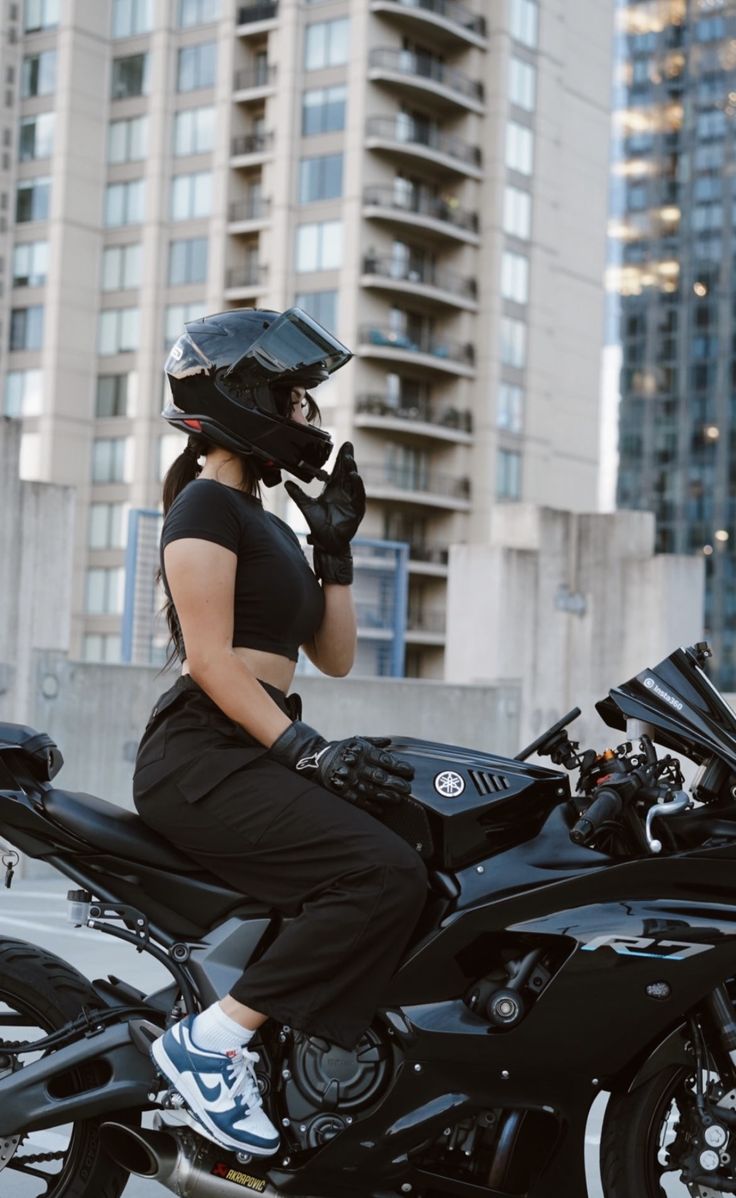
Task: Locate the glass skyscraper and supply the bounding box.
[614,0,736,685]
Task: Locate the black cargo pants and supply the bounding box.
[133,675,427,1049]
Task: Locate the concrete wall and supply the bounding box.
[445,504,706,752]
[27,650,521,811]
[0,420,75,722]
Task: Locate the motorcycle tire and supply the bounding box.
[601,1065,716,1197]
[0,937,129,1198]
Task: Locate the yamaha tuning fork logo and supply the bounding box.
[434,770,465,798]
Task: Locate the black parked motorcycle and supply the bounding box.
[3,643,736,1198]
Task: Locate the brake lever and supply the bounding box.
[645,789,691,854]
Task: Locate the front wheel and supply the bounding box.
[602,1064,736,1198]
[0,937,129,1198]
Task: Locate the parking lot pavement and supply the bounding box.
[0,876,607,1198]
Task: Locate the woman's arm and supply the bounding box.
[164,538,292,746]
[302,583,357,677]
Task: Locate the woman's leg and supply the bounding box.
[136,755,427,1049]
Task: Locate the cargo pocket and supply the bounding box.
[175,746,267,804]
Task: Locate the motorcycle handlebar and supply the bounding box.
[570,788,623,846]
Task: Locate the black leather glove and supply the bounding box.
[284,442,366,585]
[269,720,414,815]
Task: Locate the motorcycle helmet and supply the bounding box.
[162,307,352,485]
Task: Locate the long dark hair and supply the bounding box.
[157,431,261,673]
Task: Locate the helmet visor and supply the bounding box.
[165,332,213,379]
[225,308,351,383]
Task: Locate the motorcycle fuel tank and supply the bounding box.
[384,737,569,870]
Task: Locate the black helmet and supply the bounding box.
[162,307,352,485]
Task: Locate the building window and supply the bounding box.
[92,437,131,483]
[159,432,185,479]
[178,0,219,26]
[168,237,208,285]
[96,373,136,417]
[510,0,538,48]
[503,185,531,239]
[12,240,48,286]
[173,106,214,155]
[302,84,346,135]
[102,244,141,291]
[83,633,123,663]
[500,316,526,368]
[294,289,337,330]
[304,18,350,70]
[111,0,152,37]
[4,368,42,416]
[15,177,50,223]
[177,42,216,91]
[89,502,128,549]
[501,250,529,304]
[24,0,59,32]
[104,179,145,226]
[298,153,343,203]
[98,308,140,355]
[9,305,43,351]
[165,301,207,346]
[506,121,534,175]
[498,382,523,432]
[171,171,212,220]
[497,448,522,499]
[108,115,148,163]
[19,112,55,160]
[296,220,342,271]
[85,567,125,615]
[509,57,536,111]
[20,49,56,97]
[111,53,149,99]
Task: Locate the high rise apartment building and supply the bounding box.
[0,0,613,677]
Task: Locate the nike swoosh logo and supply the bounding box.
[191,1075,228,1104]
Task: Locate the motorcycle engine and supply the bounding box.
[275,1027,392,1152]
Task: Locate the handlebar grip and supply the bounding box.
[570,789,623,846]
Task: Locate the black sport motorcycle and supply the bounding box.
[4,643,736,1198]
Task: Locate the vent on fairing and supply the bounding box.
[469,769,511,796]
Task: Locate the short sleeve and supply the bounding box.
[161,480,242,556]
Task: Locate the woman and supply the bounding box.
[133,307,427,1158]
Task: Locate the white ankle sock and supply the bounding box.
[190,1003,256,1055]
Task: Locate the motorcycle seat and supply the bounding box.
[43,787,212,873]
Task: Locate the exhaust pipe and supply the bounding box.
[100,1121,281,1197]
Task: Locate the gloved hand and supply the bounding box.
[269,720,414,815]
[284,442,366,585]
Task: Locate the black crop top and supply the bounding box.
[160,479,325,662]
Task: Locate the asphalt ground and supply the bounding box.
[0,876,608,1198]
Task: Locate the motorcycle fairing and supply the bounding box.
[597,643,736,769]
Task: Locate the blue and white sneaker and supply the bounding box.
[151,1016,280,1156]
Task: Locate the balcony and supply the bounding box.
[363,184,479,245]
[406,607,447,644]
[361,253,478,311]
[355,393,473,443]
[237,0,278,34]
[407,542,450,576]
[370,0,487,50]
[368,47,484,114]
[230,131,274,167]
[358,323,476,377]
[362,462,472,510]
[233,64,277,101]
[225,263,266,300]
[366,116,482,178]
[228,195,271,233]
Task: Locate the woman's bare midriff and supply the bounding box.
[181,646,297,695]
